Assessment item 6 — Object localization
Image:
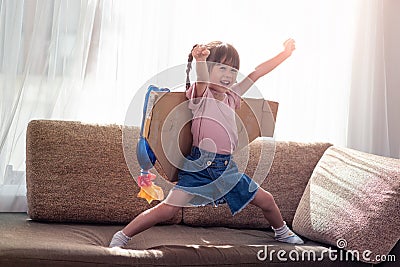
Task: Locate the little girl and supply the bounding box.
[110,39,304,247]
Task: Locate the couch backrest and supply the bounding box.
[26,120,181,224]
[26,120,332,227]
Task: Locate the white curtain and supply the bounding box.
[0,0,398,212]
[347,0,400,158]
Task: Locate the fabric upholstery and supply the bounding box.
[0,213,374,267]
[182,140,332,228]
[293,146,400,264]
[25,120,181,224]
[26,120,331,227]
[18,120,400,266]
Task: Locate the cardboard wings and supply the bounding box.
[143,92,278,182]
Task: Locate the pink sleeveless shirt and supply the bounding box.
[186,85,241,155]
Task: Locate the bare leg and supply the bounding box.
[123,189,193,236]
[109,189,193,247]
[122,202,180,237]
[250,188,284,228]
[250,188,304,244]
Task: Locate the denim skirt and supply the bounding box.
[173,146,259,215]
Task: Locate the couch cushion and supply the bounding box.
[182,141,332,228]
[0,213,374,267]
[293,146,400,264]
[26,120,181,224]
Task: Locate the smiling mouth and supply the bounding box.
[220,80,230,86]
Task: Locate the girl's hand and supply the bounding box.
[283,38,296,56]
[192,44,210,61]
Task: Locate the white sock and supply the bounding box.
[109,230,132,248]
[272,221,304,244]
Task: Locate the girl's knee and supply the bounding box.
[155,203,181,221]
[262,190,275,203]
[251,188,277,209]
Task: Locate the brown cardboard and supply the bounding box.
[145,92,278,182]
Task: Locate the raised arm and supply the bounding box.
[235,39,295,96]
[191,45,210,97]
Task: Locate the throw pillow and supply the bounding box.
[293,146,400,264]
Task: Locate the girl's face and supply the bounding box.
[208,63,238,93]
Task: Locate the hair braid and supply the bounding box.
[186,44,197,90]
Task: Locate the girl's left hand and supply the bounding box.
[283,38,296,56]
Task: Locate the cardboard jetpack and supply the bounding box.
[143,92,278,183]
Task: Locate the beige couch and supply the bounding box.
[0,120,398,267]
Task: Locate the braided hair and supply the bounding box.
[185,41,240,90]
